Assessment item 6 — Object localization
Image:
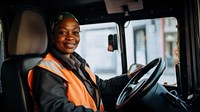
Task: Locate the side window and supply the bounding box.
[125,17,178,85]
[76,23,122,79]
[0,20,4,93]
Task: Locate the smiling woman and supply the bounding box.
[27,11,140,112]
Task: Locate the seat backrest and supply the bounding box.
[1,9,47,112]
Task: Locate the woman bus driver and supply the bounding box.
[28,12,142,112]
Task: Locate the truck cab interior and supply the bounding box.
[0,0,199,112]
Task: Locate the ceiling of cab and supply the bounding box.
[0,0,180,24]
[0,0,103,10]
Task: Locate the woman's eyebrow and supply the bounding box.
[58,26,80,30]
[74,27,80,31]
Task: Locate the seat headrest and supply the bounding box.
[8,10,48,55]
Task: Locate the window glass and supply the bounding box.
[125,17,178,85]
[76,22,122,79]
[76,17,178,86]
[0,20,4,93]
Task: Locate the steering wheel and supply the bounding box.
[116,57,166,111]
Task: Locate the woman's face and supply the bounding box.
[53,18,80,57]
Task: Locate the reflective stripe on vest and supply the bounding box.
[28,53,99,111]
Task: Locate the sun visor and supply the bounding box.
[104,0,143,15]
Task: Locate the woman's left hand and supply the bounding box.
[128,64,144,78]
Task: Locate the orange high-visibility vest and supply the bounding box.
[28,53,104,112]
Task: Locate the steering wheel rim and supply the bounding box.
[116,57,166,110]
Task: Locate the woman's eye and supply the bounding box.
[58,31,67,35]
[73,31,80,36]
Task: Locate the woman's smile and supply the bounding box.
[63,42,76,48]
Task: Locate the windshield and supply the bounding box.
[125,17,178,85]
[76,17,178,86]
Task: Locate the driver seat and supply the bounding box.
[1,9,48,112]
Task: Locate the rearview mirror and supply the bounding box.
[107,34,118,52]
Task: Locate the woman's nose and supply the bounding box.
[65,32,74,39]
